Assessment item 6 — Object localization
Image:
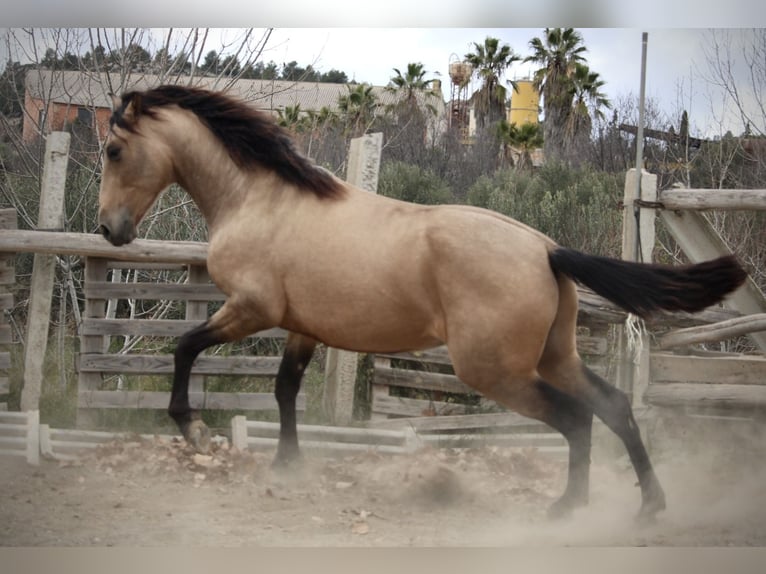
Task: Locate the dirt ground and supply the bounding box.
[1,420,766,547]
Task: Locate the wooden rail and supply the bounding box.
[659,188,766,211]
[0,228,208,264]
[659,314,766,350]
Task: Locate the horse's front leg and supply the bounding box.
[273,333,317,468]
[168,321,221,453]
[169,298,270,453]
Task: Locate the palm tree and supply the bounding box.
[525,28,588,162]
[464,37,521,129]
[276,104,304,131]
[337,83,379,137]
[566,63,611,162]
[496,120,544,170]
[387,62,438,116]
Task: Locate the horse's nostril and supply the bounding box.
[99,224,111,240]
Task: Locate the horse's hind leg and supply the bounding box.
[535,381,593,518]
[273,333,317,468]
[579,365,666,523]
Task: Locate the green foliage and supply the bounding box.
[467,162,624,256]
[378,161,455,205]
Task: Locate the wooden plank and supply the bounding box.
[659,314,766,349]
[107,261,188,271]
[0,353,9,371]
[80,319,287,339]
[378,335,607,368]
[0,228,208,265]
[645,382,766,409]
[0,377,8,394]
[204,392,305,411]
[244,420,406,445]
[378,347,452,366]
[659,188,766,211]
[371,394,475,418]
[0,256,14,285]
[0,208,17,229]
[650,353,766,386]
[0,324,11,344]
[0,411,28,423]
[0,422,25,436]
[245,436,408,455]
[0,292,14,311]
[79,258,108,394]
[0,436,26,448]
[373,365,476,395]
[366,411,553,432]
[420,433,566,449]
[78,353,282,376]
[186,264,210,398]
[0,210,17,289]
[78,390,303,411]
[85,281,226,301]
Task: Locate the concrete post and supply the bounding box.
[20,132,71,412]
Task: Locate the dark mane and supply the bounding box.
[112,85,344,199]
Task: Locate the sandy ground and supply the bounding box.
[1,417,765,547]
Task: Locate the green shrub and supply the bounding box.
[378,161,455,205]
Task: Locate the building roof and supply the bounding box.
[24,69,446,118]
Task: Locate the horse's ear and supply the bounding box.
[119,94,142,123]
[109,93,121,113]
[130,94,142,118]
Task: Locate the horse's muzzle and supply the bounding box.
[98,209,136,247]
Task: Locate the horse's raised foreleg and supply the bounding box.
[273,332,317,468]
[168,321,224,453]
[169,297,272,453]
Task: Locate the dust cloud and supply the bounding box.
[0,413,764,546]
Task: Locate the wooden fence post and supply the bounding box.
[617,168,657,407]
[77,257,108,427]
[0,208,16,410]
[20,132,71,412]
[322,132,383,425]
[186,264,209,407]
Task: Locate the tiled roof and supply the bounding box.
[24,69,445,117]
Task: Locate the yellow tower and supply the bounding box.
[508,80,539,125]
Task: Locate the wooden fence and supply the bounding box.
[621,170,766,417]
[77,257,296,421]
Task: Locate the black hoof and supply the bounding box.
[635,481,666,526]
[546,495,584,521]
[635,498,666,527]
[271,448,302,471]
[182,419,211,454]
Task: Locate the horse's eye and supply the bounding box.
[106,144,121,162]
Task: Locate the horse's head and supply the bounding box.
[98,92,176,246]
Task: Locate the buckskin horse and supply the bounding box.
[97,85,746,522]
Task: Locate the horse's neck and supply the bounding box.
[169,125,252,229]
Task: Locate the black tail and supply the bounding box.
[548,247,747,318]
